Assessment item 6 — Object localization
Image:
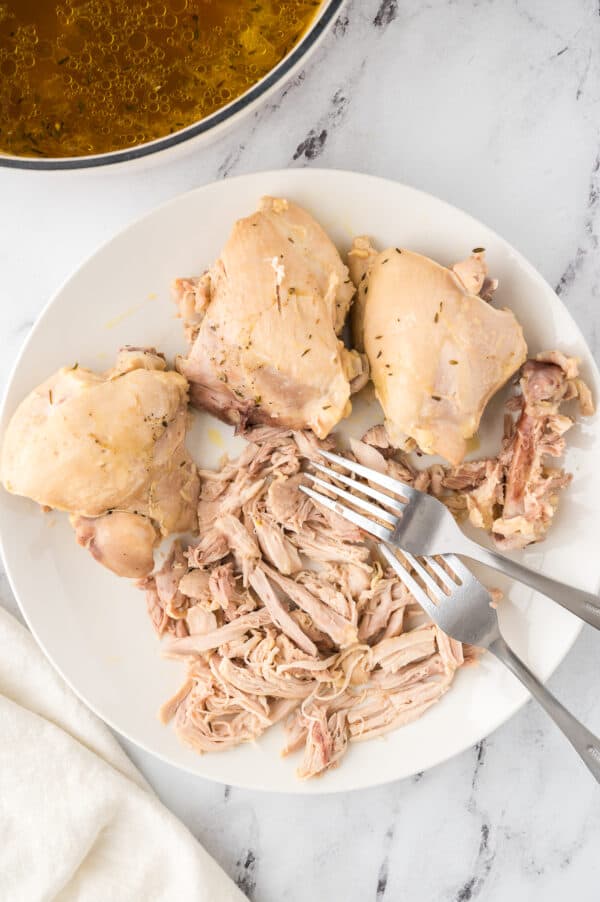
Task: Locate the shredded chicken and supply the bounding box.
[138,351,591,777]
[139,427,475,779]
[359,351,594,550]
[491,351,593,548]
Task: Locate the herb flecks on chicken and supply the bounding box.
[349,240,527,465]
[174,197,368,439]
[0,348,199,578]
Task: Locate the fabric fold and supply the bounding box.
[0,606,246,902]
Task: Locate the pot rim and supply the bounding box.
[0,0,345,171]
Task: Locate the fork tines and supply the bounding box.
[380,546,467,627]
[299,449,416,543]
[311,462,406,513]
[305,472,399,525]
[319,449,415,501]
[300,483,396,543]
[379,545,439,618]
[300,449,471,629]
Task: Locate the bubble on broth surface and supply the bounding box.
[0,0,322,158]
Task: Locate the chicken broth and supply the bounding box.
[0,0,321,158]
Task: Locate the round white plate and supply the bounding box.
[1,170,598,793]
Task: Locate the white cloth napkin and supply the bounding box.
[0,606,246,902]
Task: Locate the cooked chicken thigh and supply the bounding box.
[71,511,159,579]
[0,348,199,577]
[349,242,527,465]
[175,196,367,439]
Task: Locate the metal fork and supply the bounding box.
[376,545,600,781]
[300,450,600,630]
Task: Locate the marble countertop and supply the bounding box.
[1,1,600,898]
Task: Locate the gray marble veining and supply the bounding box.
[1,1,600,899]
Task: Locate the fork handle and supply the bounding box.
[490,636,600,782]
[461,540,600,630]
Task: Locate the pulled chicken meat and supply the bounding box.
[360,351,594,550]
[139,426,472,779]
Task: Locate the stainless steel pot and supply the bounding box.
[0,0,345,171]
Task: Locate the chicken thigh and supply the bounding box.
[174,196,367,439]
[349,242,527,465]
[0,348,199,577]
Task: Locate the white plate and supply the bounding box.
[1,170,598,794]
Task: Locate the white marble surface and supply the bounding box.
[1,0,600,898]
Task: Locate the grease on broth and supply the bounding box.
[0,0,321,158]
